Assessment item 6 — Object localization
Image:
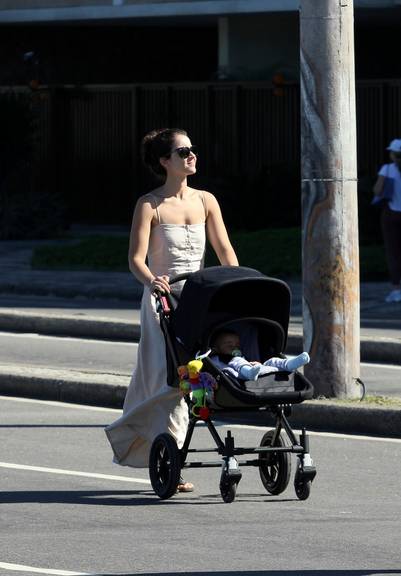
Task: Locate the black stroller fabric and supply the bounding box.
[171,266,291,356]
[163,266,313,403]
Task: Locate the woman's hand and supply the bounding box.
[150,275,170,294]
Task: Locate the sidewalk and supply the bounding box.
[0,236,400,437]
[0,237,400,360]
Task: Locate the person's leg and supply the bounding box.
[389,209,401,288]
[264,352,310,372]
[381,207,401,300]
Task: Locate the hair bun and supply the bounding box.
[140,128,187,177]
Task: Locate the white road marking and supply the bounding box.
[0,395,122,413]
[218,422,401,443]
[2,396,401,444]
[0,562,89,575]
[363,361,401,370]
[0,331,136,347]
[0,461,151,485]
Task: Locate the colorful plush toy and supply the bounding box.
[178,359,217,418]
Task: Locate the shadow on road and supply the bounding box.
[0,424,107,428]
[0,490,297,506]
[89,570,401,576]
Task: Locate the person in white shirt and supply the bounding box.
[373,139,401,303]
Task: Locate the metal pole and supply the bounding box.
[300,0,360,398]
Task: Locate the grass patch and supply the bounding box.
[206,228,302,278]
[314,395,401,408]
[31,236,129,272]
[31,227,388,280]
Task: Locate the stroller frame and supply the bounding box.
[149,268,317,503]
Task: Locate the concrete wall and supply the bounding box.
[0,0,298,21]
[220,13,299,81]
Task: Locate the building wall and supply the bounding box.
[0,0,298,21]
[224,13,298,81]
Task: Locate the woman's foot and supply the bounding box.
[177,476,194,492]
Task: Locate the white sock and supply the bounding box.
[239,364,261,381]
[264,352,310,372]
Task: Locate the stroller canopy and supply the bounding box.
[171,266,291,354]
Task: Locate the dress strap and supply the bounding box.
[199,191,208,219]
[148,193,161,224]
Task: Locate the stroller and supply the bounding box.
[149,266,317,503]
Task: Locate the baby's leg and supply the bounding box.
[238,364,261,381]
[264,352,310,372]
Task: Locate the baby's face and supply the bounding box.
[216,333,241,355]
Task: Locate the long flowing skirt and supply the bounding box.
[105,288,188,467]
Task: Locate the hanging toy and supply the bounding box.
[178,359,217,419]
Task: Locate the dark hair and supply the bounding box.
[141,128,187,177]
[210,329,239,349]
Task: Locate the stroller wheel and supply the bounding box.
[149,433,181,500]
[220,475,237,503]
[258,430,291,495]
[294,478,311,501]
[294,466,312,500]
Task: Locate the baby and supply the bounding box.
[210,330,310,381]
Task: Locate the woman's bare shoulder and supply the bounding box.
[201,190,220,209]
[137,189,163,208]
[132,194,158,221]
[191,188,216,201]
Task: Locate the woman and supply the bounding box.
[105,128,238,491]
[373,138,401,303]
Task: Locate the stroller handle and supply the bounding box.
[169,272,192,286]
[153,273,191,314]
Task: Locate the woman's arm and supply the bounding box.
[128,197,170,293]
[373,175,385,197]
[204,192,239,266]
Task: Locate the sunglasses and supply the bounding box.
[172,145,198,159]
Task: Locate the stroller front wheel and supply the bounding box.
[149,433,181,499]
[294,477,311,501]
[220,473,238,503]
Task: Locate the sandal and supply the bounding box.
[177,476,194,493]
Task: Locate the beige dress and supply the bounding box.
[105,193,206,467]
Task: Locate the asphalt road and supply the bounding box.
[1,331,400,398]
[1,395,401,576]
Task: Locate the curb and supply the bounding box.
[1,310,400,363]
[0,279,143,302]
[0,364,128,407]
[285,331,401,364]
[1,364,400,438]
[218,402,401,438]
[0,310,140,342]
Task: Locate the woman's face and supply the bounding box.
[161,133,197,177]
